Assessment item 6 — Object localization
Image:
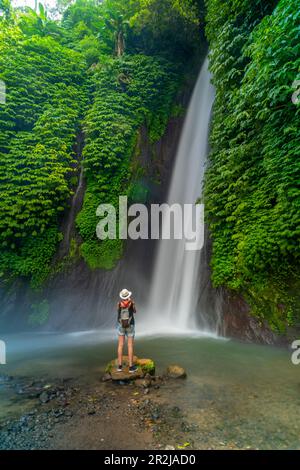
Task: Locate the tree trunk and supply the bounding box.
[116,31,125,57]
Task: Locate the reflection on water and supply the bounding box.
[1,331,300,449]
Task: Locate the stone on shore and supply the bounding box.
[166,365,187,379]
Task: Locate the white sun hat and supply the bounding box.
[120,288,132,300]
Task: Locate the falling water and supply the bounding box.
[146,57,216,333]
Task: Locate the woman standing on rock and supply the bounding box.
[117,289,137,373]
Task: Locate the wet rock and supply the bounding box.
[138,359,155,376]
[111,369,143,381]
[106,357,155,382]
[39,392,49,404]
[181,421,191,432]
[166,365,187,379]
[102,373,112,382]
[27,390,40,399]
[134,379,145,388]
[142,378,152,388]
[172,406,180,413]
[118,380,127,385]
[137,380,154,390]
[53,409,64,418]
[0,375,13,383]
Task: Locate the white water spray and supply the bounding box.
[145,57,216,333]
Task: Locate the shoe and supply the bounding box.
[129,365,138,373]
[117,365,122,372]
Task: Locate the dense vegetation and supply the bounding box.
[0,22,87,288]
[77,55,179,269]
[204,0,300,331]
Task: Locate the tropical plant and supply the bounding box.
[204,0,300,330]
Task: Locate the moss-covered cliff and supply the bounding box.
[204,0,300,333]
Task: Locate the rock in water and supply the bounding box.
[135,378,151,388]
[110,369,143,381]
[102,373,112,382]
[39,391,49,404]
[166,365,187,379]
[137,359,155,376]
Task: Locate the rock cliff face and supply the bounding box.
[192,228,285,345]
[221,292,286,346]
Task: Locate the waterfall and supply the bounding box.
[145,57,217,333]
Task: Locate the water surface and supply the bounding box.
[1,331,299,449]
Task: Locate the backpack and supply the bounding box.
[119,300,132,328]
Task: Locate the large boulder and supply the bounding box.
[104,356,155,382]
[166,365,187,379]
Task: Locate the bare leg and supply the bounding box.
[128,336,134,367]
[118,335,125,366]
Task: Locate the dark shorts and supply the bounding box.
[117,322,135,338]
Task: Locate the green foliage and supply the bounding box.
[129,0,202,59]
[61,0,203,61]
[137,358,155,375]
[128,181,149,204]
[77,55,179,268]
[204,0,300,330]
[0,0,12,22]
[80,239,124,270]
[0,228,63,289]
[61,0,110,63]
[0,25,87,286]
[171,104,185,118]
[0,0,199,305]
